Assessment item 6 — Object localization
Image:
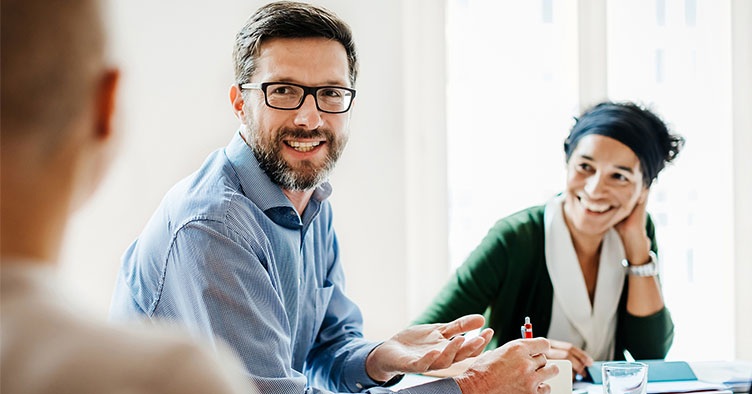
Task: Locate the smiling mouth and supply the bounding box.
[285,140,323,153]
[578,196,612,213]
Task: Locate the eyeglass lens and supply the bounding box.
[265,83,353,113]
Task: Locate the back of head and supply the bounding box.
[233,1,358,87]
[1,0,105,153]
[1,0,111,260]
[564,101,685,187]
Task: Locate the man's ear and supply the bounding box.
[229,84,246,121]
[95,68,120,140]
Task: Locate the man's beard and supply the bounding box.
[249,124,347,191]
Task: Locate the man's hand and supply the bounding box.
[365,314,493,382]
[455,338,558,394]
[545,339,593,377]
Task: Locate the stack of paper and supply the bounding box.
[690,360,752,393]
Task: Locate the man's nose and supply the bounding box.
[293,94,324,130]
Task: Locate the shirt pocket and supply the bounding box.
[310,280,335,344]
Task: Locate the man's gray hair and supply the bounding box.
[233,1,358,87]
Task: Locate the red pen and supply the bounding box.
[523,316,533,338]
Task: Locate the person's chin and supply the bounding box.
[577,219,617,237]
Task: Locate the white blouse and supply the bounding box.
[543,194,627,361]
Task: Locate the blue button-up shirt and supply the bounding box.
[110,132,460,394]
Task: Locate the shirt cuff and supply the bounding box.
[344,341,382,392]
[343,344,461,394]
[362,377,461,394]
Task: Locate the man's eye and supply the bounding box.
[270,85,295,95]
[320,88,343,98]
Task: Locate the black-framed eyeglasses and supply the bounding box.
[239,82,356,114]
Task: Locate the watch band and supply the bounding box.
[621,250,659,277]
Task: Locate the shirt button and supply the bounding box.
[355,383,363,389]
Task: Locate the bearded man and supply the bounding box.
[109,2,556,393]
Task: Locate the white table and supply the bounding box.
[392,360,750,393]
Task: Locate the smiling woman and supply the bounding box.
[415,101,684,378]
[440,0,752,364]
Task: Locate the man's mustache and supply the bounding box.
[277,128,330,140]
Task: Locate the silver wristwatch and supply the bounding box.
[621,250,659,277]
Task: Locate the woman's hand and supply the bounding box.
[544,339,593,377]
[615,189,666,316]
[615,189,651,263]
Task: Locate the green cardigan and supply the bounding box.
[415,205,674,360]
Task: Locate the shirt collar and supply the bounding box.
[224,130,332,229]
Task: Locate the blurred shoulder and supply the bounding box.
[1,276,254,394]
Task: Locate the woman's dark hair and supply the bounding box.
[233,1,358,87]
[564,101,685,187]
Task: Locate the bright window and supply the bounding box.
[446,0,578,269]
[606,0,734,361]
[446,0,735,361]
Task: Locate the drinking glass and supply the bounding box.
[602,361,648,394]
